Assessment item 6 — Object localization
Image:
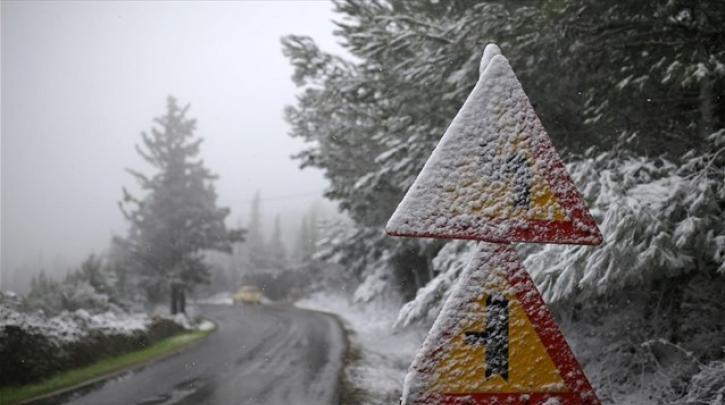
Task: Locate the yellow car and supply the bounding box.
[233,285,262,305]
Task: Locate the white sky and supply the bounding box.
[1,1,344,288]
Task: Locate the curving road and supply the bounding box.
[52,304,346,405]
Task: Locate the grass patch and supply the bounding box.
[0,327,214,405]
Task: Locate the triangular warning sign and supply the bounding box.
[386,45,602,245]
[402,243,600,405]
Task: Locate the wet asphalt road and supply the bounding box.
[56,304,346,405]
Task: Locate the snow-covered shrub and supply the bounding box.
[22,254,122,316]
[58,281,112,312]
[22,271,64,315]
[535,134,723,403]
[0,304,189,386]
[0,291,22,311]
[682,360,725,405]
[527,130,724,303]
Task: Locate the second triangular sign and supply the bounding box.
[401,243,600,405]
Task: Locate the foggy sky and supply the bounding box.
[1,1,343,289]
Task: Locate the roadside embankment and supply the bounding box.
[0,303,215,404]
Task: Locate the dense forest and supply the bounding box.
[284,1,724,403]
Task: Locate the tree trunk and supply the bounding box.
[170,284,178,315]
[179,287,186,314]
[424,247,435,282]
[410,265,422,291]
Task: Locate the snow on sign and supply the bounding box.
[385,44,602,245]
[401,243,600,405]
[388,44,603,404]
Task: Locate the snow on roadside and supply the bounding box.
[297,292,426,404]
[0,302,210,344]
[0,305,150,343]
[193,291,234,305]
[196,319,216,332]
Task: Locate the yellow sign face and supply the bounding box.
[428,292,567,394]
[452,139,567,223]
[400,244,601,405]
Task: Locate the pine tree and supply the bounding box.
[228,216,247,281]
[246,191,269,271]
[293,213,311,261]
[283,0,724,303]
[269,215,287,269]
[293,206,322,262]
[24,270,63,315]
[119,96,243,313]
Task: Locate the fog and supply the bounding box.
[1,1,343,291]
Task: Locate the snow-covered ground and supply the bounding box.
[193,291,234,306]
[297,292,426,404]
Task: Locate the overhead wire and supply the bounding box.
[229,190,326,204]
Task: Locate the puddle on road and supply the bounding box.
[136,377,205,405]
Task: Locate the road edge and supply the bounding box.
[294,306,350,405]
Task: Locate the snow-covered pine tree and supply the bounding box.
[23,270,62,315]
[293,211,315,261]
[119,96,243,313]
[284,0,724,305]
[245,191,270,271]
[556,2,725,155]
[269,215,287,270]
[282,1,560,302]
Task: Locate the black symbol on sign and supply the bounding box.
[505,151,532,209]
[464,293,509,380]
